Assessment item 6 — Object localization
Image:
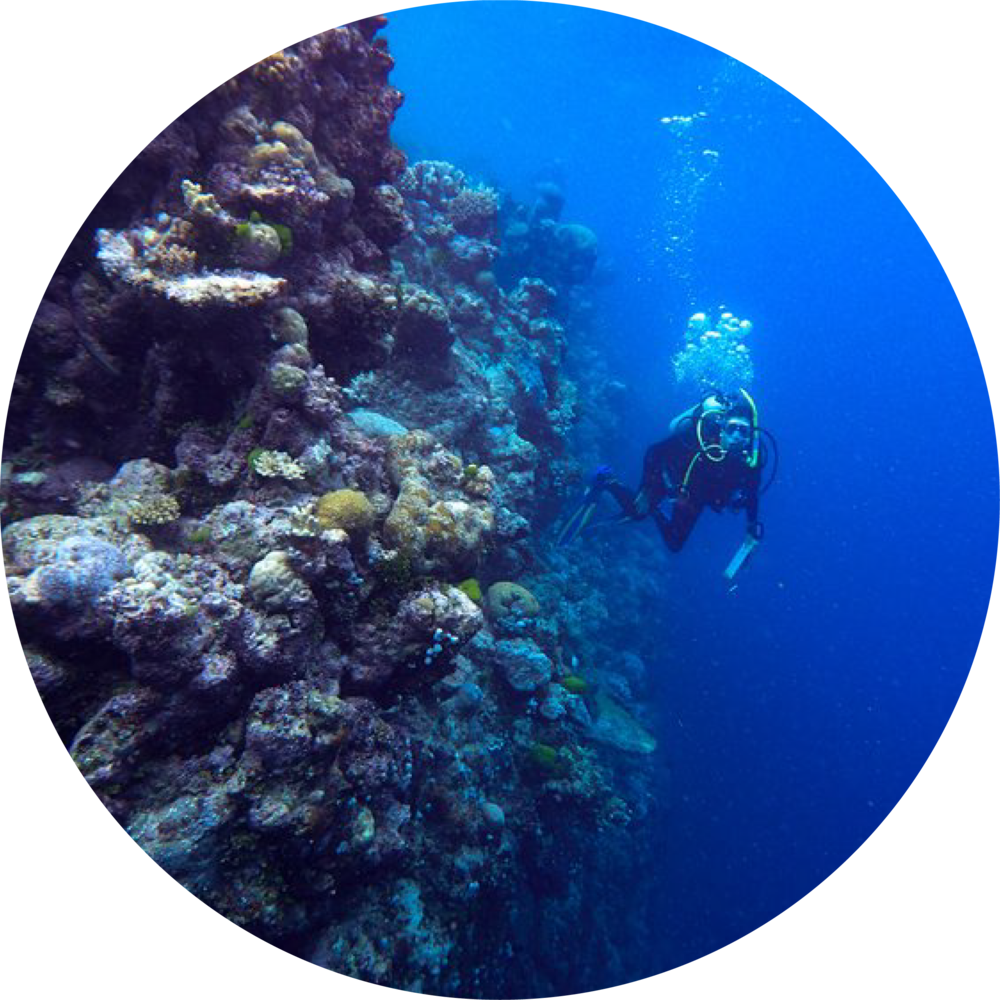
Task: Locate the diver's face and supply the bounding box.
[721,418,752,454]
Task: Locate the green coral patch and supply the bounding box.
[527,742,564,773]
[559,674,588,695]
[456,577,482,603]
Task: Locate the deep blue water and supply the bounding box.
[386,0,998,975]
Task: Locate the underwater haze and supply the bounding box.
[387,0,1000,973]
[389,2,1000,971]
[4,1,996,996]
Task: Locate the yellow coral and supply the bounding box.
[383,433,496,575]
[128,494,181,527]
[251,50,302,87]
[249,141,292,169]
[314,489,374,534]
[270,121,318,168]
[251,450,305,480]
[181,179,223,219]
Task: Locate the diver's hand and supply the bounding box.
[748,521,764,541]
[731,488,752,510]
[632,489,651,518]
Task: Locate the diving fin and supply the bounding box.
[723,534,759,580]
[557,467,622,545]
[556,492,601,546]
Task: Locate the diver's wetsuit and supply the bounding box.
[602,407,762,552]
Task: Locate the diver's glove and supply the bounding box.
[730,488,751,510]
[748,521,764,541]
[589,465,616,488]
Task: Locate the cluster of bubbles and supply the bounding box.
[654,111,720,307]
[652,58,765,309]
[672,309,754,395]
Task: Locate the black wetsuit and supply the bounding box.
[603,408,763,552]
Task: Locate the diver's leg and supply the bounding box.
[583,466,642,514]
[651,498,701,552]
[604,479,641,517]
[558,466,656,544]
[584,462,656,519]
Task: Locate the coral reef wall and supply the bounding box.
[3,17,668,998]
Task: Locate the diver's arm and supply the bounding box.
[743,478,763,540]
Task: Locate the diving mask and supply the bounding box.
[721,418,752,451]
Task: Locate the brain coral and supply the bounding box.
[485,581,540,621]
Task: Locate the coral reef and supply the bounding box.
[8,19,409,465]
[3,14,669,1000]
[496,181,600,291]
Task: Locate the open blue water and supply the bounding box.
[386,0,997,973]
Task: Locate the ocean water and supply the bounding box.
[4,3,995,996]
[387,0,997,974]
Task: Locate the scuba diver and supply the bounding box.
[557,388,775,580]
